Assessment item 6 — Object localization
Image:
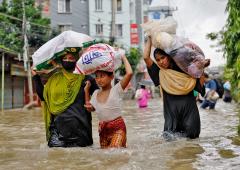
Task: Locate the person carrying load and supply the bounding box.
[144,36,206,139]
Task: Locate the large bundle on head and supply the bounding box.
[169,41,207,78]
[32,30,95,71]
[74,43,123,75]
[141,17,177,36]
[141,17,208,78]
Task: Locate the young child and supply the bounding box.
[84,55,133,148]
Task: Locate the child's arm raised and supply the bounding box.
[143,36,154,68]
[120,55,133,90]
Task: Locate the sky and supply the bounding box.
[151,0,228,67]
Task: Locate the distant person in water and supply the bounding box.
[135,84,151,108]
[223,80,232,103]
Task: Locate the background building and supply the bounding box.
[50,0,89,34]
[89,0,131,49]
[148,0,175,20]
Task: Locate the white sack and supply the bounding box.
[32,30,94,68]
[74,43,122,75]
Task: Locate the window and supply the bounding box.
[117,0,122,11]
[143,0,151,5]
[58,0,71,13]
[95,0,102,11]
[96,24,103,36]
[58,24,72,32]
[116,24,122,37]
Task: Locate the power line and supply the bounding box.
[0,12,51,29]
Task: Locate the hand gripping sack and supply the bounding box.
[74,43,122,75]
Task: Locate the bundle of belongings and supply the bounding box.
[74,43,123,75]
[32,30,96,71]
[32,30,123,75]
[141,17,209,78]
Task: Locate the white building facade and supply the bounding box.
[89,0,130,49]
[148,0,175,20]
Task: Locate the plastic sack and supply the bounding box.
[150,39,207,78]
[74,43,122,75]
[151,32,175,51]
[169,42,206,78]
[141,17,177,36]
[32,30,95,71]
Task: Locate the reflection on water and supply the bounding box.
[0,99,239,170]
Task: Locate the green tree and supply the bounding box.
[207,0,240,103]
[222,0,240,102]
[0,0,54,53]
[118,48,142,75]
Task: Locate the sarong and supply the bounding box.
[99,116,126,148]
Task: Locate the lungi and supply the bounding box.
[98,116,127,148]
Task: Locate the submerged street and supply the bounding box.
[0,98,239,170]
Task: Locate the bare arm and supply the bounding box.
[120,55,133,90]
[143,37,154,68]
[84,81,95,112]
[31,68,45,101]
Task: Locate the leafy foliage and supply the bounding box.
[118,48,142,75]
[223,0,240,67]
[0,0,57,53]
[222,0,240,102]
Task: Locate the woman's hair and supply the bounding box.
[140,85,146,89]
[153,48,170,59]
[204,72,209,78]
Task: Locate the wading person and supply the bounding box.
[144,37,205,139]
[32,51,98,147]
[201,73,218,109]
[84,55,133,148]
[135,84,151,108]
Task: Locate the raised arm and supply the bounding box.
[120,55,133,90]
[143,36,154,68]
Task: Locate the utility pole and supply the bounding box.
[166,0,177,17]
[1,52,5,112]
[110,0,116,45]
[22,0,34,106]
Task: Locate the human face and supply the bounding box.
[95,71,113,88]
[155,54,170,69]
[62,53,76,62]
[61,53,77,71]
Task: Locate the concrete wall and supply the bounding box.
[50,0,89,34]
[89,0,130,49]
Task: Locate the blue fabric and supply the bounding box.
[201,100,216,109]
[205,80,217,91]
[205,80,217,90]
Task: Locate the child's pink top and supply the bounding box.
[137,89,150,108]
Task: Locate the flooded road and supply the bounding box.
[0,98,240,170]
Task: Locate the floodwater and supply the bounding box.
[0,98,240,170]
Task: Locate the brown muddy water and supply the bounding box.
[0,98,239,170]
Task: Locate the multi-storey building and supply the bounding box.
[50,0,89,34]
[148,0,175,20]
[130,0,152,48]
[89,0,130,49]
